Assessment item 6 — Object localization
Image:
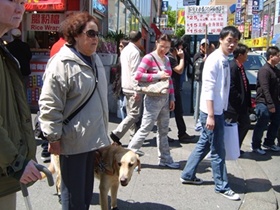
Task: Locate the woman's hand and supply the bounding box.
[158,71,170,80]
[169,101,175,111]
[49,141,61,155]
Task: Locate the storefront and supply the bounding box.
[22,0,81,112]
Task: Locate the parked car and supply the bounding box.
[228,52,267,122]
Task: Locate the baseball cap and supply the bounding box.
[11,29,21,37]
[200,38,209,45]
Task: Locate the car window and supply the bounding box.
[244,55,266,70]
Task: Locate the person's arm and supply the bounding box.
[0,116,41,181]
[39,59,68,143]
[171,50,185,75]
[258,67,274,111]
[202,54,218,130]
[228,62,242,108]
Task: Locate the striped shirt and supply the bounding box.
[135,52,175,101]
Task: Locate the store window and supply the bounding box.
[108,0,118,32]
[119,1,126,33]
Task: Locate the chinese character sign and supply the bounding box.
[185,5,227,35]
[26,13,65,32]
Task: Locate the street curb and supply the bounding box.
[238,158,278,210]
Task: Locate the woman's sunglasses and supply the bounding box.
[84,30,99,38]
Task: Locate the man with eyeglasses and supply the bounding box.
[251,46,280,155]
[110,31,143,148]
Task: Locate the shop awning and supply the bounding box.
[271,34,280,45]
[150,23,162,40]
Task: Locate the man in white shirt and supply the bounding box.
[110,31,143,146]
[180,26,242,201]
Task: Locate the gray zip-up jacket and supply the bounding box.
[39,45,110,155]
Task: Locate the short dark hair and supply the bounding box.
[219,26,241,41]
[266,46,280,60]
[129,31,142,43]
[233,43,249,59]
[62,12,99,45]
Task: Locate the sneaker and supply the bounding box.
[217,189,240,201]
[109,132,121,145]
[41,149,51,162]
[252,148,266,155]
[159,162,180,169]
[135,150,145,157]
[194,122,202,131]
[262,144,280,152]
[180,177,203,185]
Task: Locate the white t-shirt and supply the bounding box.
[199,49,230,115]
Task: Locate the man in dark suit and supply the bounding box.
[225,43,251,154]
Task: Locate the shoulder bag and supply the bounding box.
[136,54,169,96]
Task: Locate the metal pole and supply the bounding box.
[194,23,207,124]
[266,3,271,49]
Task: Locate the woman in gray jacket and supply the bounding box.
[38,12,110,210]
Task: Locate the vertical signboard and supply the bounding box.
[162,1,168,12]
[185,5,227,35]
[235,0,242,25]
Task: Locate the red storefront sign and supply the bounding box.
[25,0,66,12]
[26,13,65,31]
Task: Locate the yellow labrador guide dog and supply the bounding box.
[42,143,141,210]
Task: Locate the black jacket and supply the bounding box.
[255,62,280,109]
[227,59,251,115]
[7,39,32,76]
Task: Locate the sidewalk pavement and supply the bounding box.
[16,81,279,210]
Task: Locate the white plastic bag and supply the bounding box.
[224,123,240,160]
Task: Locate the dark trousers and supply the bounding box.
[174,91,186,137]
[252,103,280,149]
[60,151,95,210]
[237,113,251,147]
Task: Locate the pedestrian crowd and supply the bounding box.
[1,2,280,209]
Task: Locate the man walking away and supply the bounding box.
[110,31,143,146]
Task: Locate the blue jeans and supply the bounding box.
[252,103,280,149]
[181,112,230,192]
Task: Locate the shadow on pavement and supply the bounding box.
[239,150,280,162]
[90,192,176,210]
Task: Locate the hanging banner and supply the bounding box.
[252,0,259,14]
[162,1,168,12]
[177,9,185,25]
[185,5,227,35]
[244,22,250,38]
[235,8,242,25]
[247,0,253,15]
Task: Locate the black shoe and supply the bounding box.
[41,149,50,162]
[110,132,121,145]
[168,136,175,142]
[179,133,195,141]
